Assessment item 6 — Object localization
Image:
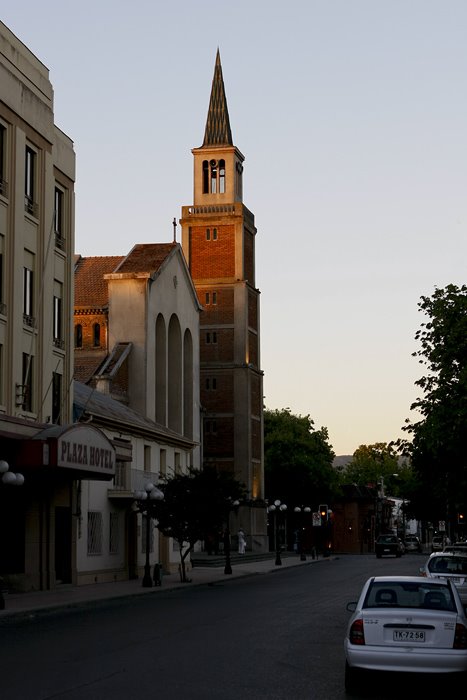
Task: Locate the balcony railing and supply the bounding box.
[0,178,8,198]
[108,468,161,499]
[24,195,38,218]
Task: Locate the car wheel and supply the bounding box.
[344,661,359,695]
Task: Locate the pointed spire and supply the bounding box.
[202,49,233,147]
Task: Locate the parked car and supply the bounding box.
[431,535,448,552]
[420,552,467,608]
[405,535,422,553]
[344,575,467,692]
[445,542,467,554]
[375,534,404,558]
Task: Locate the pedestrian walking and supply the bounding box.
[238,528,246,554]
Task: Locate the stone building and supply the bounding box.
[180,51,267,550]
[0,21,115,592]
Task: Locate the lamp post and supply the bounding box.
[224,499,240,575]
[294,505,311,560]
[0,461,25,610]
[268,500,287,565]
[134,482,164,588]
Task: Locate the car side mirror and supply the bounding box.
[346,602,357,612]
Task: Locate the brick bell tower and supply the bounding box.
[181,50,267,551]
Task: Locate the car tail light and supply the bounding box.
[453,623,467,649]
[349,618,365,645]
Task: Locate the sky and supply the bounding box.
[3,1,467,456]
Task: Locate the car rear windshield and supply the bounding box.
[378,536,397,543]
[363,581,456,611]
[428,557,467,574]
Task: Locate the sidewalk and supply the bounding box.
[0,553,330,622]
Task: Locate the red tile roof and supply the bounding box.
[114,243,176,275]
[74,256,124,307]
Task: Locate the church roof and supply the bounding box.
[202,49,233,148]
[74,255,124,307]
[114,243,177,275]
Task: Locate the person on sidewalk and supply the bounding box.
[238,528,246,554]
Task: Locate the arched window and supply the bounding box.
[210,159,217,193]
[219,159,225,193]
[202,160,209,194]
[75,324,82,348]
[93,323,101,347]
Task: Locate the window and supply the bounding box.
[109,513,120,555]
[144,445,151,472]
[205,292,210,305]
[219,160,225,193]
[202,160,209,194]
[93,323,101,347]
[22,353,33,412]
[75,324,83,348]
[25,146,37,216]
[206,331,217,344]
[52,372,62,423]
[206,228,211,241]
[205,419,217,434]
[0,344,3,405]
[212,291,217,305]
[212,228,218,241]
[0,124,7,197]
[205,377,217,391]
[175,452,181,475]
[210,159,217,193]
[87,511,103,555]
[160,449,167,477]
[23,261,34,325]
[54,187,65,248]
[53,282,63,346]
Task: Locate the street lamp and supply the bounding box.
[134,482,164,588]
[268,500,287,565]
[0,461,24,610]
[294,506,311,560]
[0,460,25,486]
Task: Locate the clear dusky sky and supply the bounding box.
[3,1,467,455]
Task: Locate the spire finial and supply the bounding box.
[173,217,177,243]
[202,49,233,147]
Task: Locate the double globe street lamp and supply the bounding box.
[268,500,287,565]
[134,482,164,587]
[294,505,311,560]
[0,460,24,486]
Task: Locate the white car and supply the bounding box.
[420,552,467,607]
[344,576,467,693]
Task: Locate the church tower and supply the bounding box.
[181,51,267,550]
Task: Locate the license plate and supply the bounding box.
[383,548,390,553]
[393,630,425,642]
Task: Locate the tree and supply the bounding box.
[155,467,246,582]
[264,407,337,507]
[402,284,467,524]
[341,443,410,497]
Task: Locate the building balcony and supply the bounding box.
[107,468,160,501]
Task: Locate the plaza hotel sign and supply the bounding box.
[18,424,116,480]
[57,427,115,475]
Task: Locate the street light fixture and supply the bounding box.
[268,500,287,565]
[294,505,311,560]
[0,460,25,486]
[134,483,164,588]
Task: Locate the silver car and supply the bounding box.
[344,576,467,693]
[420,552,467,607]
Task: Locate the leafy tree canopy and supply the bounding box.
[264,407,337,508]
[341,442,412,498]
[402,284,467,522]
[154,467,246,581]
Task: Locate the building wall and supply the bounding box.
[0,21,75,425]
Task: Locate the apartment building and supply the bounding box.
[0,21,115,592]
